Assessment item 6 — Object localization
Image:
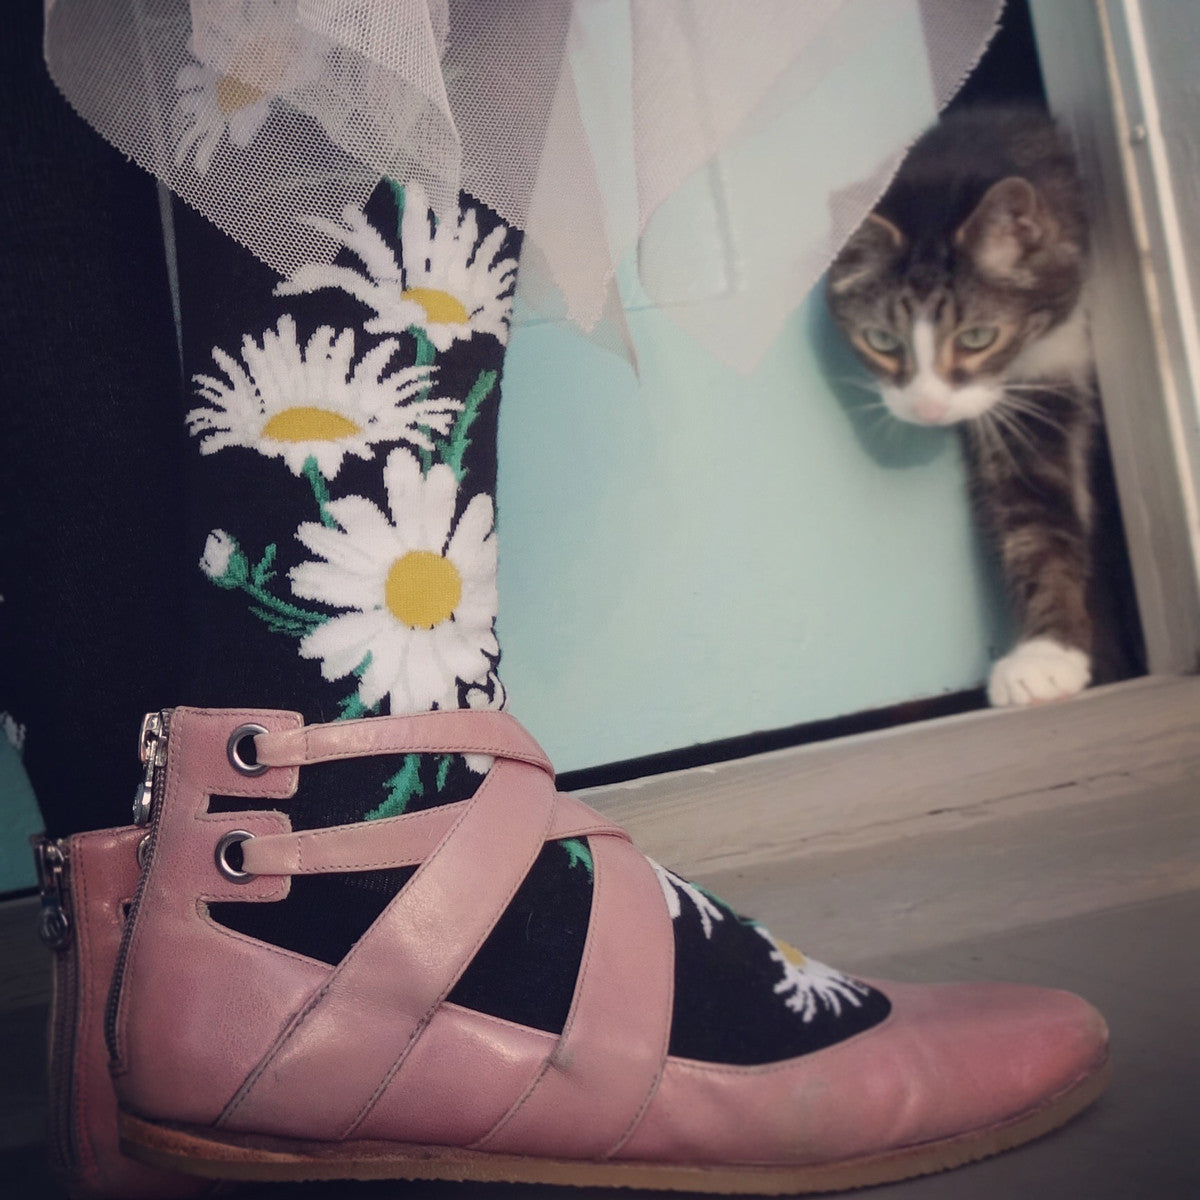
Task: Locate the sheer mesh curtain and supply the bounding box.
[44,0,1003,370]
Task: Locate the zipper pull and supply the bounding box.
[32,836,71,949]
[132,711,165,826]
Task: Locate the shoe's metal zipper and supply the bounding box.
[104,709,172,1062]
[33,834,81,1178]
[132,710,167,826]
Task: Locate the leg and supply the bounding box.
[966,393,1095,706]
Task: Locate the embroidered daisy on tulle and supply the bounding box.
[650,860,726,939]
[290,450,497,713]
[755,927,870,1023]
[173,56,273,176]
[186,315,461,479]
[276,186,518,349]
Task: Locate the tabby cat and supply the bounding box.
[827,105,1107,707]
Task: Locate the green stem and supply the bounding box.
[302,456,337,529]
[241,545,326,637]
[337,655,379,720]
[244,582,324,629]
[440,368,496,482]
[408,326,438,474]
[411,326,436,369]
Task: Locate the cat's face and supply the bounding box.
[827,177,1084,426]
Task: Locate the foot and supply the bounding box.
[988,637,1091,707]
[111,707,1111,1192]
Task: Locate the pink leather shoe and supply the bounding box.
[111,707,1108,1193]
[34,826,209,1199]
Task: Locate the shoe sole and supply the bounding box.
[120,1058,1108,1195]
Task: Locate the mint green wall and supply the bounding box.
[497,292,1008,772]
[495,6,1008,772]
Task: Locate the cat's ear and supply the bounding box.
[955,177,1057,281]
[828,213,906,295]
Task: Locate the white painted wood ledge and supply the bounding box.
[583,674,1200,879]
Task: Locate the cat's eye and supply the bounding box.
[863,328,901,354]
[956,325,999,352]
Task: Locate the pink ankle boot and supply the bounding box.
[107,706,1108,1193]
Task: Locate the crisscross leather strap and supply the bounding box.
[218,711,675,1160]
[253,709,554,775]
[240,791,628,876]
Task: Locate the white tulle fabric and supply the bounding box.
[44,0,1001,371]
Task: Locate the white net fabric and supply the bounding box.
[43,0,1002,371]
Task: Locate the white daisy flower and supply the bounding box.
[649,860,726,939]
[461,676,507,775]
[276,187,519,349]
[755,926,870,1024]
[464,674,507,713]
[199,530,238,583]
[186,315,462,479]
[290,450,497,713]
[173,56,273,176]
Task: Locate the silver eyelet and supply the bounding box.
[227,723,269,775]
[215,830,256,882]
[136,834,151,869]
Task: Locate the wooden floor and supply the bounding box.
[3,675,1198,1196]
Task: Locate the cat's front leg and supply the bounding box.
[966,417,1094,707]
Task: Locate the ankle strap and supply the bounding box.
[241,791,629,877]
[254,710,554,776]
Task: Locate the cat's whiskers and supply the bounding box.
[1002,380,1081,400]
[1001,382,1085,414]
[979,408,1040,487]
[976,410,1016,473]
[988,404,1044,465]
[996,393,1069,436]
[864,407,900,442]
[835,374,885,398]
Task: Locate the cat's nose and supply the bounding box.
[912,398,949,424]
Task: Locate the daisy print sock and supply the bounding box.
[170,180,889,1064]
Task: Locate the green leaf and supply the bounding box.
[559,837,594,880]
[367,755,424,820]
[385,177,407,235]
[248,606,316,639]
[440,368,497,482]
[251,543,278,588]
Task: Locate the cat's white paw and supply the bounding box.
[988,637,1091,707]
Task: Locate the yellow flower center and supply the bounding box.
[385,551,462,629]
[215,73,266,115]
[402,287,470,325]
[261,407,362,443]
[777,939,808,968]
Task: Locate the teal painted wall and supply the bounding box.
[497,291,1009,772]
[495,5,1010,772]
